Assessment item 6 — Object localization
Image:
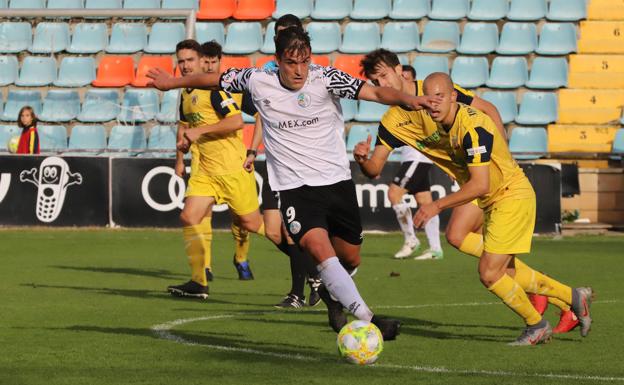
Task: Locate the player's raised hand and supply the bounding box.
[353,135,372,164]
[413,202,441,228]
[146,67,174,90]
[183,128,201,143]
[406,95,442,111]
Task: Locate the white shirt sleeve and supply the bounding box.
[219,68,257,94]
[321,66,365,100]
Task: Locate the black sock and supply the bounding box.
[286,245,306,298]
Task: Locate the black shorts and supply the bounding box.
[260,176,279,211]
[392,162,432,194]
[278,179,363,245]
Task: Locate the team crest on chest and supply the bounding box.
[191,95,198,105]
[297,93,311,108]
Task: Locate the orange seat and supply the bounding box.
[220,56,252,73]
[197,0,236,20]
[132,56,174,87]
[242,124,265,152]
[255,55,275,69]
[311,55,330,66]
[233,0,275,20]
[92,56,135,87]
[333,55,365,79]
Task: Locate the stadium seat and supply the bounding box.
[224,22,262,55]
[536,23,577,56]
[509,127,547,160]
[311,0,352,20]
[350,0,390,20]
[457,22,498,54]
[450,56,488,89]
[1,90,42,121]
[419,21,459,53]
[54,57,96,87]
[0,22,31,53]
[515,92,558,125]
[333,55,365,79]
[389,0,429,20]
[547,124,619,153]
[346,125,378,152]
[30,22,70,53]
[47,0,83,9]
[220,56,252,72]
[0,125,20,151]
[146,125,177,157]
[481,91,517,124]
[78,89,120,122]
[255,55,274,69]
[0,0,5,6]
[242,111,255,123]
[162,0,197,9]
[85,0,121,9]
[67,22,107,54]
[196,22,225,45]
[486,57,528,89]
[92,56,134,87]
[273,0,312,19]
[39,90,80,122]
[496,23,537,55]
[68,125,107,153]
[16,56,56,87]
[145,23,185,54]
[311,55,330,66]
[613,129,624,158]
[307,22,341,54]
[340,23,380,54]
[107,125,147,155]
[106,23,147,54]
[118,89,159,123]
[132,56,174,87]
[468,0,508,21]
[156,90,180,123]
[0,55,18,86]
[340,98,358,122]
[355,101,388,122]
[261,22,276,54]
[381,22,419,53]
[38,125,68,152]
[9,0,44,8]
[197,0,235,20]
[507,0,547,21]
[429,0,469,20]
[412,56,449,80]
[526,57,568,89]
[123,0,160,9]
[547,0,586,21]
[233,0,275,20]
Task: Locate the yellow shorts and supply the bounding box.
[482,196,536,255]
[186,169,260,216]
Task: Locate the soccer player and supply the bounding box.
[148,28,437,340]
[353,72,593,345]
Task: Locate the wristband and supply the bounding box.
[246,149,257,157]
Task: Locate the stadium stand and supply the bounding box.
[333,55,365,79]
[77,89,120,123]
[346,125,378,152]
[507,0,547,21]
[381,22,419,53]
[2,90,42,122]
[273,0,312,19]
[526,57,568,89]
[117,89,159,123]
[412,55,449,80]
[0,22,31,53]
[145,125,176,157]
[195,22,225,45]
[307,22,341,54]
[0,55,18,86]
[156,90,180,124]
[577,21,624,54]
[10,0,44,9]
[224,22,263,54]
[496,22,537,55]
[547,0,586,22]
[233,0,275,20]
[350,0,390,21]
[389,0,429,20]
[486,56,528,88]
[457,22,498,54]
[481,91,518,124]
[146,23,186,54]
[509,126,548,160]
[0,125,20,147]
[419,20,459,53]
[54,57,96,87]
[547,125,619,153]
[613,129,624,158]
[39,90,81,122]
[16,56,56,87]
[220,56,252,72]
[310,0,351,20]
[536,23,578,55]
[568,54,624,89]
[467,0,508,21]
[92,56,135,87]
[340,22,380,54]
[107,125,147,156]
[38,124,68,151]
[31,22,70,53]
[106,23,147,53]
[68,22,108,53]
[515,92,558,125]
[340,99,357,122]
[68,125,107,154]
[197,0,236,20]
[429,0,469,21]
[354,100,388,123]
[261,22,276,54]
[132,56,174,88]
[450,56,488,89]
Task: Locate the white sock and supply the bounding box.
[392,203,416,243]
[424,215,442,251]
[317,257,373,321]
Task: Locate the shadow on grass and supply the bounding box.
[50,265,186,280]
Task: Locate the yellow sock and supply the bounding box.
[458,232,484,258]
[183,225,209,286]
[513,259,573,305]
[232,223,250,264]
[256,222,265,237]
[488,274,542,326]
[200,217,213,271]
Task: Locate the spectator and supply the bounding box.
[16,106,40,155]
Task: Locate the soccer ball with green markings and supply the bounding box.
[7,135,19,154]
[337,320,383,365]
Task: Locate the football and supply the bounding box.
[7,135,19,154]
[336,320,383,365]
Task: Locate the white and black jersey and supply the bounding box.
[220,65,364,191]
[399,145,432,165]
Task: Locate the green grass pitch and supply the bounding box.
[1,229,623,385]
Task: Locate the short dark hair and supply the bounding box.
[175,39,202,54]
[360,49,401,78]
[274,13,303,34]
[17,105,37,129]
[275,26,311,60]
[201,40,222,59]
[402,64,416,79]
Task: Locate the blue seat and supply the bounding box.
[412,56,449,80]
[118,89,159,123]
[162,0,197,9]
[526,57,568,89]
[107,125,147,155]
[39,90,80,122]
[273,0,312,19]
[67,23,107,53]
[0,55,18,86]
[261,22,276,54]
[85,0,120,8]
[547,0,586,21]
[397,54,409,65]
[38,125,68,152]
[515,92,557,125]
[156,89,181,123]
[0,0,7,7]
[496,22,537,55]
[450,56,488,89]
[106,23,147,54]
[486,56,528,89]
[355,101,388,122]
[122,0,160,18]
[146,125,176,157]
[16,56,56,87]
[10,0,44,8]
[381,22,419,53]
[47,0,83,9]
[536,23,577,55]
[0,22,32,53]
[0,125,21,152]
[509,127,547,160]
[1,90,42,121]
[68,125,107,153]
[612,129,624,158]
[54,57,96,87]
[429,0,469,20]
[468,0,508,21]
[31,22,70,53]
[78,89,120,123]
[389,0,429,20]
[340,22,380,54]
[196,22,225,45]
[481,91,517,124]
[311,0,352,20]
[346,125,378,152]
[458,22,498,54]
[350,0,390,20]
[242,112,255,123]
[307,22,341,54]
[223,22,262,54]
[419,21,459,53]
[507,0,547,21]
[146,23,185,54]
[340,99,358,122]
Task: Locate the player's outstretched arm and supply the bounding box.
[357,83,440,111]
[243,118,263,172]
[353,135,391,179]
[184,114,244,143]
[147,67,221,91]
[471,96,507,140]
[174,123,188,177]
